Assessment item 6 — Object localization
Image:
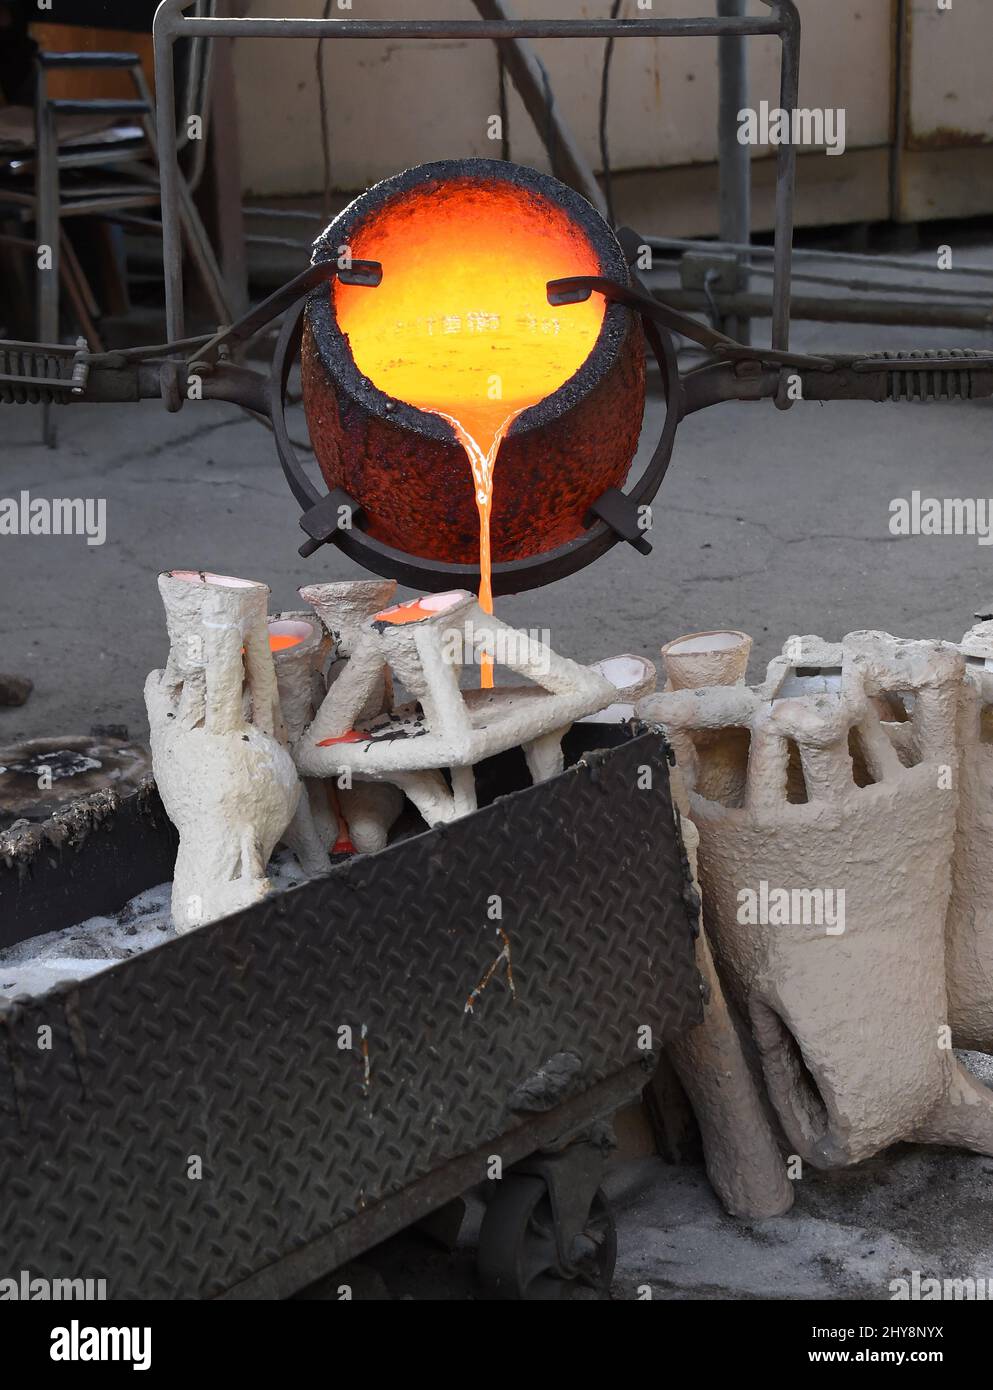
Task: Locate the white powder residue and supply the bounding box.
[0,849,311,1003]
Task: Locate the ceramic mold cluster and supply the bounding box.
[939,618,993,1053]
[147,574,654,930]
[293,586,655,827]
[267,609,338,874]
[145,570,301,934]
[642,626,993,1179]
[652,629,793,1219]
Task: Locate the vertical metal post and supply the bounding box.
[717,0,751,344]
[204,37,250,318]
[770,1,799,351]
[472,0,608,217]
[889,0,908,224]
[34,62,59,446]
[155,5,185,343]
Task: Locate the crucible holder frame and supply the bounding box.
[145,2,802,593]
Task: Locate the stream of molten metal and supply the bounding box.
[334,179,605,686]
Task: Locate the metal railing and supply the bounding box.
[151,0,801,350]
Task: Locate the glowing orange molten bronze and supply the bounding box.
[372,592,464,626]
[334,179,605,686]
[268,632,305,652]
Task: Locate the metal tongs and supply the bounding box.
[546,273,835,373]
[186,258,384,371]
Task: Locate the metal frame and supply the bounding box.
[717,0,752,344]
[6,250,992,592]
[13,8,230,444]
[152,0,800,350]
[267,288,682,594]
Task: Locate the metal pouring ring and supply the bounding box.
[269,291,682,596]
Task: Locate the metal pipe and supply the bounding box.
[154,17,784,41]
[770,1,800,351]
[59,196,160,217]
[658,285,993,331]
[243,207,327,222]
[34,61,60,446]
[717,0,751,343]
[890,0,909,223]
[472,0,607,215]
[643,234,993,280]
[743,262,993,304]
[154,10,183,343]
[245,234,313,251]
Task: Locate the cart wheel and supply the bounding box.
[476,1175,616,1300]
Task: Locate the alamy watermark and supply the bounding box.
[738,100,846,156]
[891,1270,993,1300]
[0,489,106,546]
[441,621,552,675]
[50,1320,151,1371]
[889,491,993,545]
[0,1269,107,1300]
[737,880,846,935]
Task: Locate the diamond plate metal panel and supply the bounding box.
[0,731,701,1298]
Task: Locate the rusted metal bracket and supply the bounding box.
[188,258,382,369]
[547,272,835,372]
[587,489,652,556]
[297,487,363,560]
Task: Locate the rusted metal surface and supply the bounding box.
[0,735,151,829]
[301,160,645,566]
[908,125,990,151]
[0,778,176,946]
[904,0,993,153]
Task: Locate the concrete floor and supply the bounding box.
[3,233,993,1301]
[319,1141,993,1300]
[609,1142,993,1301]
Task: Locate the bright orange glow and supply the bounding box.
[373,591,464,625]
[375,600,437,625]
[316,729,367,747]
[328,784,354,854]
[335,178,605,687]
[269,632,304,652]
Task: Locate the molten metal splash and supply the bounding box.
[373,592,464,626]
[334,178,605,686]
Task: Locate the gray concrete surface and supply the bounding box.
[609,1143,993,1301]
[303,1138,993,1301]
